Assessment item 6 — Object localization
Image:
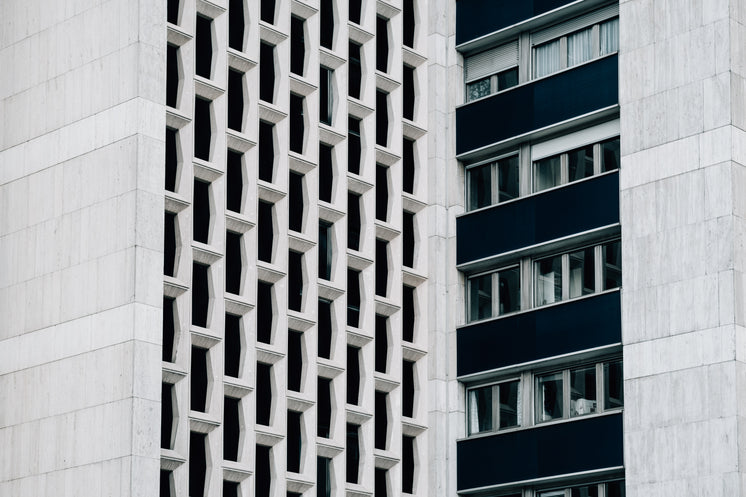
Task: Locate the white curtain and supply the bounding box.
[567,27,593,67]
[600,18,619,55]
[468,390,480,434]
[533,39,560,78]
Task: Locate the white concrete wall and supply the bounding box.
[620,0,746,494]
[0,1,165,495]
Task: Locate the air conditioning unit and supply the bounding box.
[574,398,597,415]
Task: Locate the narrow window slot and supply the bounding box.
[347,345,361,405]
[194,97,212,161]
[161,383,174,449]
[191,262,209,327]
[257,281,273,343]
[402,436,415,493]
[319,143,334,202]
[375,239,388,296]
[257,201,274,263]
[403,0,415,48]
[319,221,332,281]
[229,0,245,51]
[256,445,272,497]
[224,396,240,461]
[318,299,333,359]
[289,172,304,232]
[320,0,334,49]
[288,251,304,312]
[190,346,208,412]
[287,410,302,473]
[376,164,388,221]
[376,17,389,72]
[317,377,332,438]
[376,90,388,147]
[347,192,361,250]
[347,269,361,327]
[193,179,210,244]
[259,121,274,182]
[257,362,272,425]
[189,432,207,497]
[346,423,360,483]
[225,230,242,294]
[290,93,305,154]
[402,285,415,342]
[260,0,275,24]
[260,43,275,103]
[228,69,244,132]
[403,360,415,417]
[403,65,415,121]
[164,211,177,276]
[375,391,388,449]
[349,42,362,99]
[375,314,388,372]
[165,127,178,192]
[166,44,179,108]
[403,211,415,268]
[162,296,176,362]
[291,17,305,75]
[288,330,303,392]
[226,150,243,213]
[195,15,213,79]
[224,313,241,377]
[348,116,362,174]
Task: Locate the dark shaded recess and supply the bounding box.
[162,296,176,362]
[320,67,332,125]
[375,240,388,296]
[194,97,212,161]
[402,138,415,194]
[290,16,305,76]
[375,468,388,497]
[166,44,179,108]
[165,127,178,191]
[375,314,388,373]
[193,179,210,243]
[226,150,243,212]
[224,396,240,461]
[375,391,388,449]
[161,383,174,449]
[164,211,177,276]
[190,346,208,411]
[224,313,241,377]
[376,90,388,147]
[189,432,207,497]
[223,481,240,497]
[257,281,273,343]
[347,345,360,405]
[349,0,362,24]
[288,330,303,392]
[403,0,415,47]
[403,360,415,417]
[228,0,245,50]
[376,16,389,72]
[290,94,305,154]
[257,201,274,262]
[195,15,212,79]
[317,377,332,437]
[403,211,415,268]
[346,423,360,483]
[228,69,244,131]
[318,299,333,359]
[320,0,334,49]
[402,285,415,342]
[403,436,415,493]
[167,0,179,24]
[191,263,209,327]
[256,445,272,497]
[347,269,360,327]
[457,172,619,264]
[160,470,172,497]
[257,362,272,425]
[347,192,361,250]
[376,163,388,221]
[259,43,275,103]
[260,0,275,23]
[289,172,304,232]
[403,65,415,120]
[318,222,332,280]
[457,412,623,490]
[348,116,361,174]
[288,250,303,312]
[458,290,622,376]
[319,143,333,202]
[288,493,302,497]
[259,121,274,182]
[348,42,362,99]
[287,411,302,472]
[225,231,242,294]
[317,457,331,497]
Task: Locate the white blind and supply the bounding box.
[532,4,619,46]
[464,40,519,82]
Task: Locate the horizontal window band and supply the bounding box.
[465,40,519,82]
[531,3,618,46]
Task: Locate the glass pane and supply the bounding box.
[469,274,492,321]
[606,481,625,497]
[468,386,493,434]
[601,137,620,172]
[600,18,620,55]
[570,366,597,417]
[497,155,519,202]
[535,255,562,306]
[604,360,624,409]
[603,240,622,290]
[498,380,520,428]
[568,145,594,182]
[497,67,518,91]
[567,27,593,67]
[534,39,561,78]
[467,78,491,101]
[534,155,561,192]
[468,163,492,210]
[569,247,595,298]
[536,372,563,422]
[571,484,599,497]
[538,492,566,497]
[498,266,520,315]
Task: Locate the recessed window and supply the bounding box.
[402,285,415,342]
[194,97,212,161]
[318,377,332,437]
[259,43,275,103]
[375,469,389,497]
[601,137,621,172]
[161,382,175,449]
[290,16,305,76]
[191,262,210,327]
[349,42,362,99]
[189,432,207,497]
[403,211,415,268]
[165,127,179,192]
[348,116,362,174]
[193,179,210,244]
[375,239,388,297]
[464,41,518,102]
[288,250,304,312]
[467,379,520,435]
[256,445,272,497]
[403,65,415,121]
[466,154,519,210]
[347,345,361,405]
[349,0,362,25]
[166,44,179,108]
[320,66,333,125]
[289,171,304,232]
[258,201,274,263]
[376,17,389,72]
[224,313,241,377]
[260,0,275,24]
[164,211,177,276]
[257,362,272,425]
[320,0,334,49]
[603,239,622,290]
[163,296,176,362]
[375,390,388,449]
[223,481,240,497]
[375,314,388,373]
[319,143,334,203]
[318,299,333,359]
[467,265,520,322]
[346,423,361,483]
[288,330,303,392]
[224,396,240,461]
[259,121,275,182]
[290,93,305,154]
[402,435,415,494]
[347,192,361,250]
[226,150,243,213]
[319,221,332,280]
[167,0,180,24]
[376,164,389,221]
[403,359,415,417]
[403,138,415,194]
[403,0,415,48]
[229,0,245,51]
[228,69,244,132]
[287,410,302,473]
[195,15,213,79]
[225,230,242,295]
[190,346,209,412]
[376,90,389,147]
[347,269,361,327]
[318,457,332,497]
[161,470,174,497]
[257,281,273,343]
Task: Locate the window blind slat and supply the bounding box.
[532,4,618,46]
[465,40,519,82]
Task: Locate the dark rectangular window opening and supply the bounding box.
[165,127,178,192]
[348,116,362,174]
[317,377,332,438]
[167,0,179,24]
[256,445,272,497]
[191,263,209,327]
[160,470,173,497]
[403,285,415,342]
[346,423,360,483]
[260,0,276,24]
[289,171,304,232]
[376,16,389,72]
[260,43,275,103]
[226,150,243,213]
[375,391,388,449]
[257,362,272,425]
[223,481,240,497]
[164,211,177,277]
[224,396,240,461]
[375,468,388,497]
[166,44,179,108]
[193,179,210,244]
[319,143,334,203]
[229,0,245,51]
[317,457,331,497]
[320,0,334,49]
[190,346,208,412]
[194,97,212,161]
[319,221,332,281]
[376,163,388,221]
[189,432,207,497]
[163,296,176,362]
[228,69,244,132]
[291,16,305,76]
[403,0,415,48]
[320,67,333,125]
[257,281,273,344]
[403,65,415,121]
[375,238,389,296]
[318,299,333,359]
[347,192,361,250]
[376,90,389,147]
[225,313,241,377]
[288,250,304,312]
[347,345,361,405]
[259,121,274,182]
[290,93,305,154]
[403,138,415,194]
[195,15,213,79]
[288,330,303,392]
[258,200,274,263]
[225,230,242,294]
[347,269,361,327]
[348,42,362,100]
[403,211,415,268]
[349,0,362,24]
[403,360,415,417]
[402,436,415,493]
[287,410,303,473]
[161,382,174,449]
[375,314,388,373]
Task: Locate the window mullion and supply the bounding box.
[560,153,569,184]
[560,36,568,69]
[491,74,499,95]
[593,142,601,175]
[592,24,600,58]
[492,271,500,318]
[492,384,500,431]
[492,162,499,206]
[519,32,531,83]
[595,244,603,292]
[523,371,534,427]
[520,143,532,197]
[521,258,532,311]
[561,253,570,301]
[596,362,604,411]
[563,369,571,419]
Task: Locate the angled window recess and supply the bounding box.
[225,230,242,295]
[290,93,305,154]
[403,137,415,194]
[403,211,415,268]
[256,445,272,497]
[288,330,303,392]
[165,127,178,192]
[191,262,210,327]
[318,299,333,359]
[376,16,389,72]
[403,0,415,48]
[318,377,332,437]
[288,250,304,312]
[167,0,180,24]
[403,65,415,121]
[226,150,243,213]
[166,44,179,108]
[195,15,213,79]
[347,192,361,250]
[223,481,240,497]
[375,390,388,449]
[347,345,361,405]
[319,221,333,281]
[164,211,177,277]
[189,432,207,497]
[161,469,174,497]
[319,143,334,202]
[375,239,389,297]
[194,97,212,161]
[259,43,275,103]
[190,346,209,412]
[224,313,241,377]
[376,164,389,221]
[289,171,304,232]
[376,90,389,147]
[291,16,305,76]
[375,469,389,497]
[320,66,333,125]
[257,281,273,343]
[287,410,303,473]
[402,435,415,494]
[375,314,388,373]
[257,362,272,425]
[320,0,334,49]
[348,42,362,100]
[228,69,244,132]
[161,382,175,449]
[346,423,361,483]
[348,116,362,174]
[349,0,362,25]
[229,0,245,51]
[347,269,361,327]
[224,396,240,461]
[259,121,275,182]
[193,179,210,244]
[403,359,415,417]
[464,40,519,102]
[402,285,415,342]
[260,0,275,24]
[258,201,274,263]
[318,457,332,497]
[162,296,176,362]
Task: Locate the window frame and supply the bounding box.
[465,151,520,211]
[466,264,521,323]
[466,378,522,436]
